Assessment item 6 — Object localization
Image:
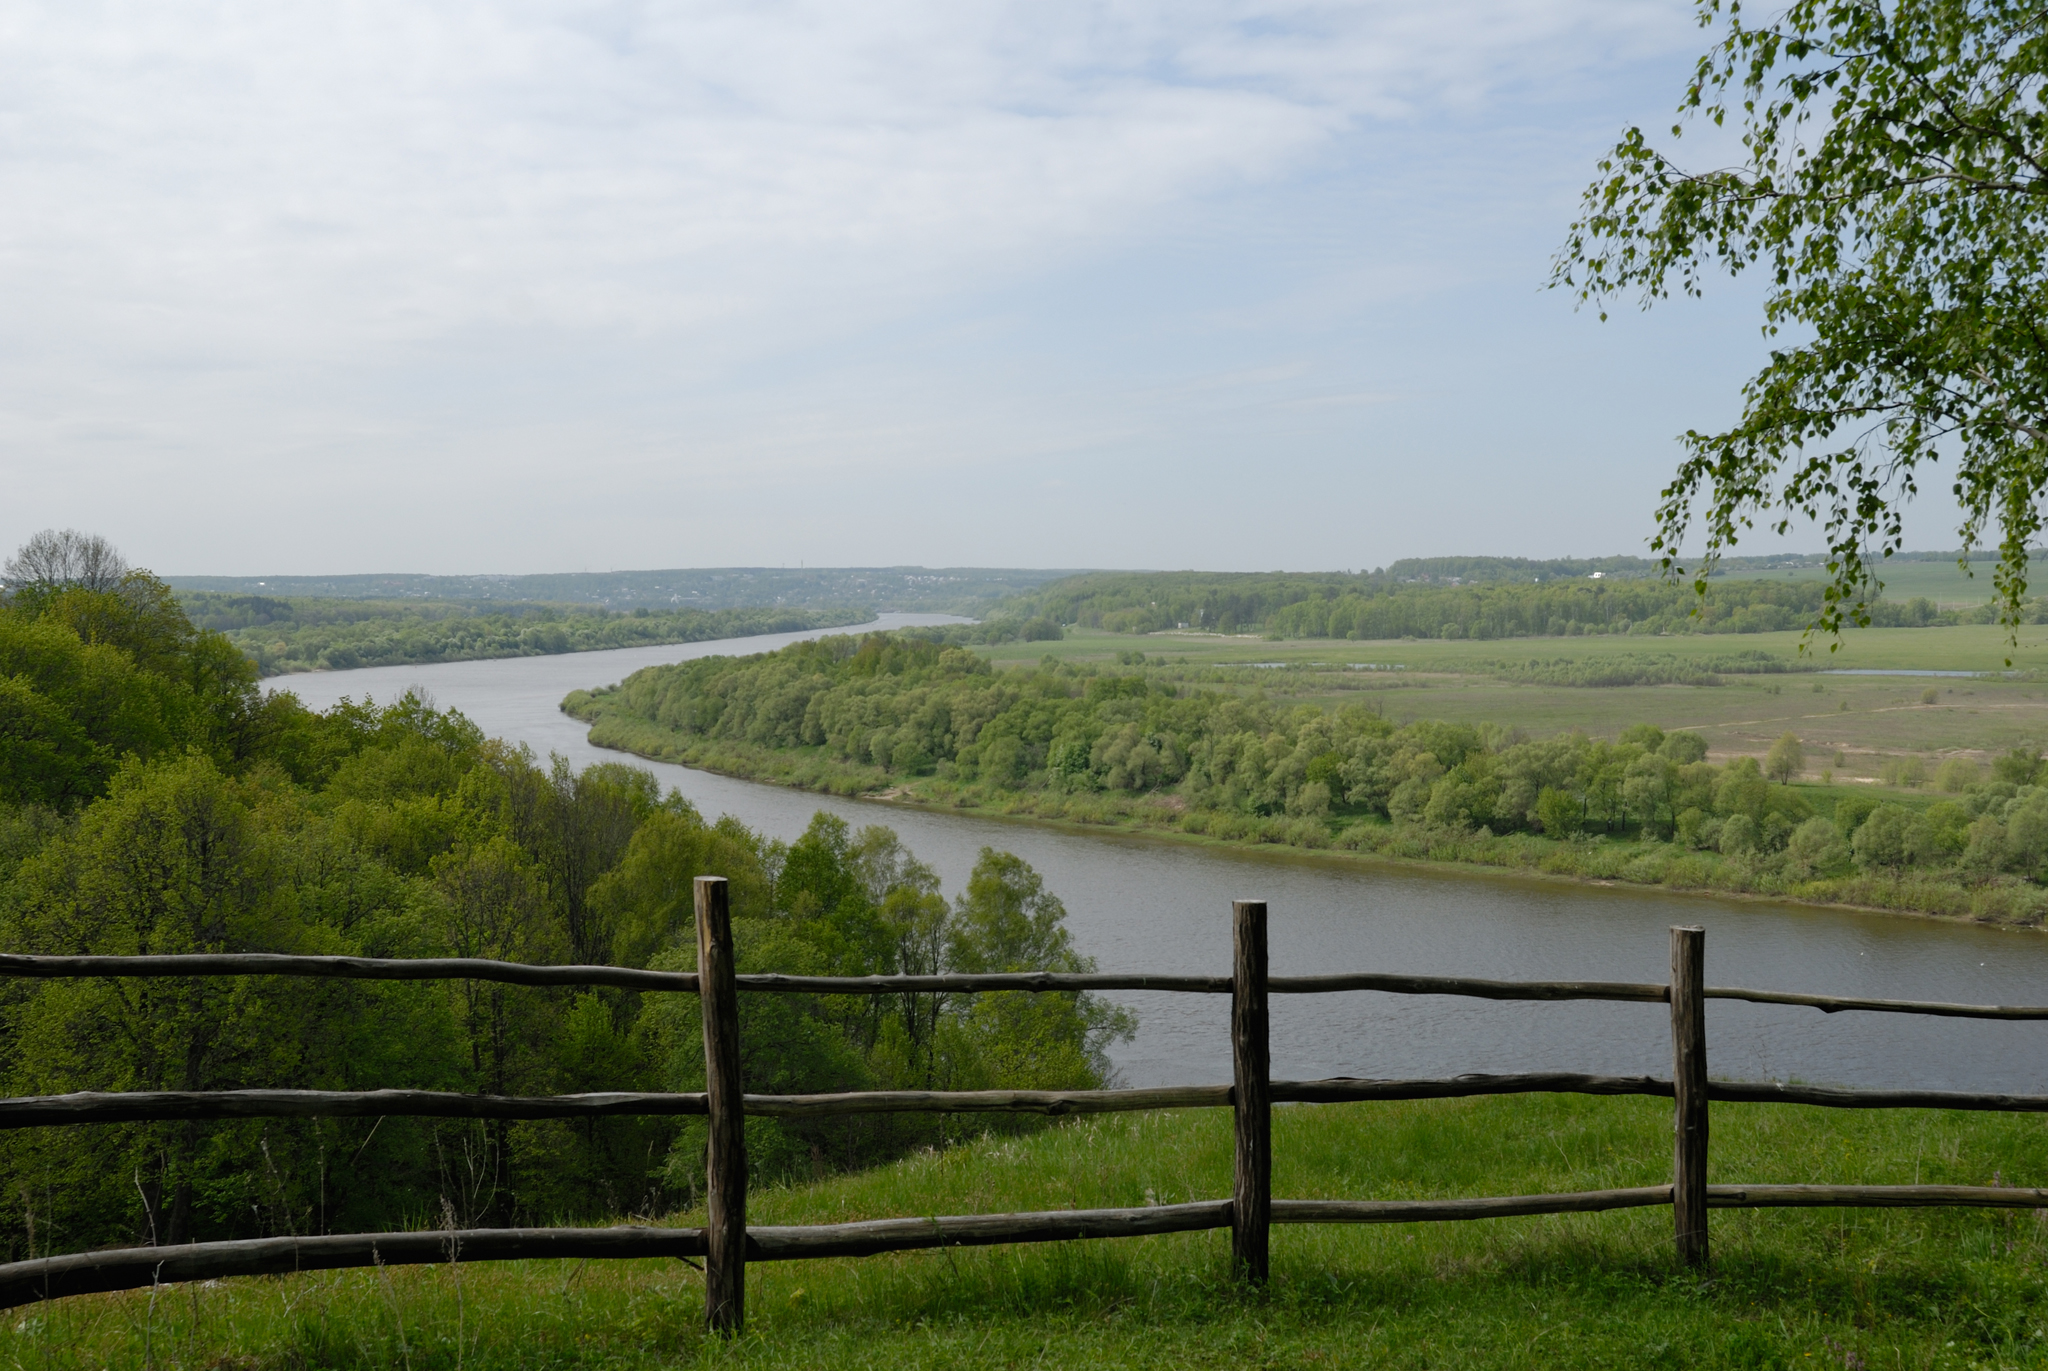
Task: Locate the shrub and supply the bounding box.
[1765,732,1804,783]
[1993,748,2042,786]
[1879,755,1927,788]
[1936,757,1981,792]
[1534,787,1581,837]
[1785,817,1851,879]
[2005,794,2048,876]
[1853,804,1917,872]
[1718,813,1759,856]
[1832,792,1879,836]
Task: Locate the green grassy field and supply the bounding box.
[23,1094,2048,1367]
[984,627,2048,783]
[1711,559,2011,605]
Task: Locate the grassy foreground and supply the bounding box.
[17,1093,2048,1368]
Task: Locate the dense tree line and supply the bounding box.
[167,566,1080,615]
[176,591,873,676]
[0,553,1118,1259]
[996,570,1991,640]
[569,632,2048,907]
[567,633,1764,829]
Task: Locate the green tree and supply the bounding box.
[1766,732,1805,784]
[1993,748,2043,786]
[1556,0,2048,635]
[1853,803,1918,873]
[943,848,1132,1093]
[0,754,370,1246]
[1833,792,1881,838]
[1786,816,1852,878]
[1534,786,1582,838]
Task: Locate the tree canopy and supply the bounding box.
[0,538,1124,1257]
[1555,0,2048,639]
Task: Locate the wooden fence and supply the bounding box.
[2,876,2048,1332]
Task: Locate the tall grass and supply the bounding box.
[14,1093,2048,1367]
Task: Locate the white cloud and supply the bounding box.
[0,0,1707,571]
[0,1,1682,352]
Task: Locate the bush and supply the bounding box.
[1718,813,1759,856]
[1765,732,1804,783]
[1993,748,2042,786]
[1879,755,1927,788]
[1832,792,1879,836]
[1937,757,1981,792]
[1660,731,1710,763]
[1853,804,1917,872]
[1785,817,1851,879]
[1534,787,1581,837]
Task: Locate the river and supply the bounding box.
[274,615,2048,1095]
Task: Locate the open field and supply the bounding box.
[984,623,2048,673]
[983,627,2048,783]
[569,620,2048,923]
[20,1093,2048,1367]
[1711,559,2013,605]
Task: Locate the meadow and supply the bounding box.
[1710,558,2008,607]
[18,1093,2048,1367]
[985,625,2048,781]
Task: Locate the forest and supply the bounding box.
[176,591,872,676]
[995,569,1993,639]
[0,566,1123,1258]
[166,566,1080,615]
[569,631,2048,923]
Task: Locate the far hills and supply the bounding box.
[163,552,2037,675]
[164,566,1085,614]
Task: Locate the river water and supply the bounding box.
[275,616,2048,1095]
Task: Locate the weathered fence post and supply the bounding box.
[1670,924,1708,1267]
[696,876,747,1333]
[1231,899,1271,1285]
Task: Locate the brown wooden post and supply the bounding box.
[1231,899,1270,1285]
[1670,924,1708,1267]
[696,876,747,1333]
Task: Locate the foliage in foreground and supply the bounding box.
[1558,0,2048,634]
[567,631,2048,923]
[0,584,1118,1260]
[16,1093,2048,1367]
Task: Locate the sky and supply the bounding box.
[0,1,1975,576]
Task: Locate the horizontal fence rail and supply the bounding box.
[4,887,2048,1334]
[0,952,697,993]
[8,951,2048,1021]
[9,1183,2048,1309]
[20,1074,2048,1130]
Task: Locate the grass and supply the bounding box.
[19,1094,2048,1367]
[984,623,2048,673]
[573,621,2048,927]
[983,627,2048,772]
[1710,558,2012,605]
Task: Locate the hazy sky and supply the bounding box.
[0,1,1972,575]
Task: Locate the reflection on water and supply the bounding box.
[276,617,2048,1093]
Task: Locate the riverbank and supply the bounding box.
[568,717,2048,930]
[30,1092,2048,1367]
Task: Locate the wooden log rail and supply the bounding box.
[20,1072,2048,1130]
[9,950,2048,1021]
[7,894,2048,1332]
[10,1181,2048,1310]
